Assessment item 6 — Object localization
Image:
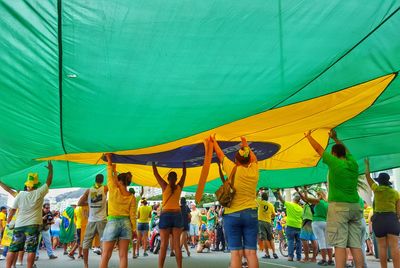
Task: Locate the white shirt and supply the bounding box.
[51,217,61,231]
[88,186,107,222]
[12,184,49,228]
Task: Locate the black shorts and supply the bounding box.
[372,212,400,238]
[76,228,81,245]
[159,212,183,229]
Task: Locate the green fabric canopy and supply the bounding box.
[1,1,400,191]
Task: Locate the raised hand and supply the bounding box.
[46,160,53,170]
[329,129,338,140]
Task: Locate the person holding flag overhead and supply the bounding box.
[211,135,259,268]
[99,154,137,268]
[305,129,363,268]
[5,161,53,268]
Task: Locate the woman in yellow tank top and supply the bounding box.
[152,162,186,268]
[99,154,137,268]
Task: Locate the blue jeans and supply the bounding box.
[286,226,302,259]
[223,208,258,250]
[36,229,54,257]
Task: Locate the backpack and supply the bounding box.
[215,166,237,208]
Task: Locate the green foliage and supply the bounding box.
[185,193,216,207]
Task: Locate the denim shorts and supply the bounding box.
[223,208,258,250]
[102,218,132,241]
[137,223,150,232]
[51,230,60,238]
[159,212,183,229]
[189,224,199,236]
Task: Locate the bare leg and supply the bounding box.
[172,228,183,268]
[349,247,364,268]
[26,252,35,268]
[334,247,347,268]
[230,250,242,268]
[301,240,310,261]
[136,231,142,255]
[118,239,130,268]
[263,240,269,256]
[5,252,16,268]
[244,249,259,268]
[388,235,399,268]
[327,248,333,262]
[143,231,149,254]
[83,248,89,268]
[311,240,318,262]
[99,240,116,268]
[321,249,327,261]
[158,229,171,268]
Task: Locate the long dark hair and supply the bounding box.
[168,172,178,193]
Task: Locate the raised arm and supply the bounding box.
[210,134,225,162]
[152,162,167,190]
[45,161,53,187]
[105,154,118,185]
[295,186,320,205]
[329,129,349,153]
[217,162,225,182]
[304,130,324,157]
[77,189,89,206]
[179,162,186,188]
[241,136,257,162]
[0,181,17,197]
[275,189,285,204]
[364,158,374,188]
[140,186,144,197]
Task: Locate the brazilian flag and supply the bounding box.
[60,206,76,244]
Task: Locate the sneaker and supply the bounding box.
[93,248,102,255]
[143,252,148,257]
[318,260,328,266]
[261,254,271,259]
[327,260,335,266]
[272,253,278,259]
[132,255,138,259]
[16,262,23,266]
[0,255,6,260]
[287,257,294,262]
[63,252,68,255]
[49,255,58,259]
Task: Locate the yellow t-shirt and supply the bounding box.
[162,185,182,210]
[364,206,373,224]
[74,207,82,229]
[137,205,152,223]
[256,199,275,223]
[223,157,259,214]
[0,212,6,229]
[371,183,400,213]
[107,165,137,229]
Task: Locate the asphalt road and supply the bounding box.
[25,247,383,268]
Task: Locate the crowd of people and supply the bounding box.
[0,131,399,268]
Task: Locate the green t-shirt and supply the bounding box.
[284,201,303,229]
[302,204,313,221]
[322,151,359,203]
[372,183,400,213]
[313,199,328,222]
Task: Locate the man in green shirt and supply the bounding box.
[305,130,363,268]
[276,191,303,261]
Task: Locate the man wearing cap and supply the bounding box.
[305,130,363,268]
[6,161,53,268]
[78,174,108,268]
[136,197,152,257]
